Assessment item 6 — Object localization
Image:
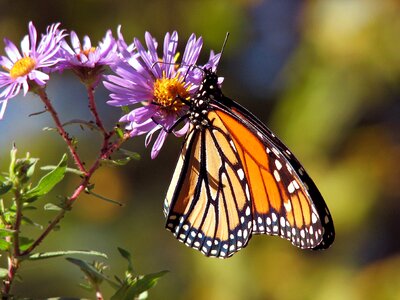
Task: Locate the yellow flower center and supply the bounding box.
[78,47,96,60]
[153,74,190,111]
[9,57,36,79]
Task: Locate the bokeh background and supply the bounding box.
[1,0,400,299]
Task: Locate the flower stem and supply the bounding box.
[37,87,87,174]
[87,84,108,138]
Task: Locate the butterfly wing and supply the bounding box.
[164,111,254,258]
[212,103,334,250]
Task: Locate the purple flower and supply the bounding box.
[59,29,117,69]
[57,29,117,85]
[104,31,221,158]
[0,22,65,119]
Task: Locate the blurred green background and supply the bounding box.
[1,0,400,299]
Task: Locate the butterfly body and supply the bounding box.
[164,68,334,258]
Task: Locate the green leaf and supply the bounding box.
[24,154,67,202]
[86,190,123,206]
[43,203,62,211]
[100,157,133,167]
[0,238,11,251]
[111,271,168,300]
[0,181,12,196]
[117,247,134,274]
[119,149,141,161]
[115,126,124,138]
[62,119,100,131]
[0,268,8,279]
[66,258,118,288]
[21,216,43,229]
[27,250,108,261]
[19,236,34,251]
[41,165,85,176]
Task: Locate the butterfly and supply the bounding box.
[163,67,335,258]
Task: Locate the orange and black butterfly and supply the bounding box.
[163,68,335,258]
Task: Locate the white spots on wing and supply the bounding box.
[266,147,271,153]
[183,224,189,231]
[273,170,281,182]
[257,131,263,138]
[275,159,282,170]
[284,200,292,212]
[272,213,277,222]
[312,213,318,224]
[293,180,300,190]
[245,184,250,200]
[288,181,295,194]
[229,140,237,151]
[266,217,272,226]
[286,163,293,175]
[272,147,280,157]
[237,168,245,180]
[325,215,330,224]
[245,206,251,216]
[280,217,286,227]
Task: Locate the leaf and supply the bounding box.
[0,238,11,251]
[117,247,134,274]
[62,119,100,131]
[27,250,108,261]
[41,165,85,176]
[111,271,168,300]
[19,236,34,251]
[100,157,133,167]
[24,154,67,202]
[115,126,124,138]
[86,190,123,206]
[21,216,43,229]
[0,268,8,279]
[43,203,62,211]
[119,149,141,161]
[66,257,118,288]
[0,181,12,196]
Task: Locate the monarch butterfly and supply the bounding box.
[163,68,335,258]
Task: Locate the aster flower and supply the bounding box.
[104,31,221,159]
[0,21,65,119]
[58,29,118,84]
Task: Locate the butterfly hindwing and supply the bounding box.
[165,113,254,258]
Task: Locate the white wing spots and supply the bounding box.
[292,228,297,236]
[312,213,318,224]
[298,167,304,176]
[325,215,330,224]
[286,163,293,175]
[266,217,272,225]
[293,180,300,190]
[257,131,263,138]
[275,159,282,170]
[237,168,245,180]
[271,213,277,222]
[273,170,281,182]
[229,139,237,151]
[266,147,271,153]
[284,200,292,212]
[272,147,280,157]
[245,184,250,200]
[280,217,286,227]
[245,206,251,216]
[287,181,295,194]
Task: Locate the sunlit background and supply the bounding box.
[0,0,400,299]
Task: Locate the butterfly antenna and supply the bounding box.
[220,32,230,60]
